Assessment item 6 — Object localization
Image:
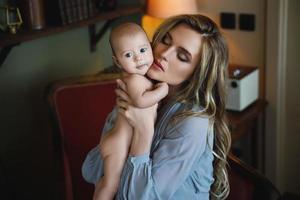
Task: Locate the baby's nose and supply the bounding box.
[134,54,142,61]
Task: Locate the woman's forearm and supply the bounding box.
[129,126,154,156]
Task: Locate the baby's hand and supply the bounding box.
[155,82,169,96]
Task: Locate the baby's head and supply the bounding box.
[110,23,153,75]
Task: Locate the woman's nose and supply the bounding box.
[161,46,175,61]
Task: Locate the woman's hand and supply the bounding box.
[115,78,157,128]
[117,100,158,133]
[115,79,132,105]
[115,79,158,155]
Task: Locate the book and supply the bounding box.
[44,0,64,26]
[82,0,89,19]
[88,0,96,18]
[58,0,67,25]
[70,0,78,23]
[65,0,74,24]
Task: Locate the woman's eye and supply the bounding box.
[177,53,189,62]
[140,48,147,53]
[162,35,171,45]
[125,52,133,58]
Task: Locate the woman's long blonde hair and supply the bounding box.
[152,14,231,199]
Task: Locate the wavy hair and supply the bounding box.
[152,14,231,199]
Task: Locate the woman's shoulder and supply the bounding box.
[176,115,210,134]
[165,104,211,139]
[178,103,210,123]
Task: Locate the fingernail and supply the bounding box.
[115,80,119,86]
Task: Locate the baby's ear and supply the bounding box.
[112,56,122,69]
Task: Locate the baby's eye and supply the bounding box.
[125,52,133,58]
[140,47,147,53]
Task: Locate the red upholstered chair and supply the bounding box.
[228,154,281,200]
[46,73,121,200]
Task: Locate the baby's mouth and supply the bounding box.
[136,64,147,69]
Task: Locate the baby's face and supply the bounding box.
[114,32,153,75]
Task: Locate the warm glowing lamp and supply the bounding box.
[142,0,197,40]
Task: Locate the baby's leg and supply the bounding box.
[95,115,132,200]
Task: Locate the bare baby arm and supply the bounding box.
[124,74,168,108]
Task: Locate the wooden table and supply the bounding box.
[226,99,267,170]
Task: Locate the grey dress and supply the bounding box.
[82,102,215,200]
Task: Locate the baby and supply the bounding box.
[95,23,169,200]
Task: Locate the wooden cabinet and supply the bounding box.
[227,99,267,170]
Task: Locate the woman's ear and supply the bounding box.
[112,56,122,69]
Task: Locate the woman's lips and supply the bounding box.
[152,60,164,71]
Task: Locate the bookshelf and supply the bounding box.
[0,5,142,66]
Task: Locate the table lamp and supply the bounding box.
[142,0,197,40]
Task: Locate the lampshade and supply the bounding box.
[147,0,197,19]
[142,0,198,41]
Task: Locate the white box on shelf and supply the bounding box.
[226,65,259,111]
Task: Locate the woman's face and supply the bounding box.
[147,24,202,88]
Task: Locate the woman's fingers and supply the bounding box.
[117,100,128,118]
[116,97,128,110]
[118,107,126,117]
[116,97,127,117]
[115,79,132,103]
[115,88,131,103]
[116,79,127,92]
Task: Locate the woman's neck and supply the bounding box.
[160,84,181,107]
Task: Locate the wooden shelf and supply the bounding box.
[226,99,267,130]
[0,5,142,48]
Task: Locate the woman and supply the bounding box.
[82,14,231,200]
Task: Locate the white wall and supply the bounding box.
[197,0,266,68]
